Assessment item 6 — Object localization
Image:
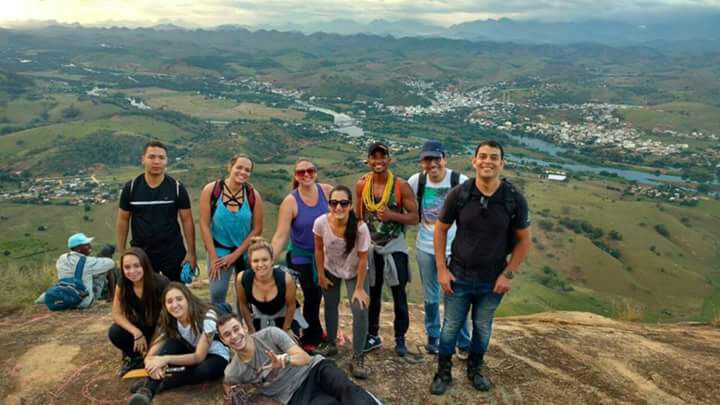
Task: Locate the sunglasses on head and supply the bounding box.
[328,199,351,208]
[295,167,317,177]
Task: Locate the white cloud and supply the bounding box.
[2,0,719,27]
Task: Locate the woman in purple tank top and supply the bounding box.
[271,158,332,351]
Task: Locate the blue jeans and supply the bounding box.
[416,249,470,348]
[438,277,503,357]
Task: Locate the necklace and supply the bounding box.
[362,170,394,212]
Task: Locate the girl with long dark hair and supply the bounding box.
[313,185,371,379]
[128,282,230,404]
[108,247,169,375]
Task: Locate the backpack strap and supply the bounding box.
[73,255,87,282]
[456,178,475,212]
[210,179,223,218]
[416,173,427,221]
[501,179,518,220]
[244,183,256,212]
[274,267,286,299]
[175,178,180,199]
[450,170,461,188]
[240,270,254,298]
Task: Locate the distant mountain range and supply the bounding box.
[4,15,720,48]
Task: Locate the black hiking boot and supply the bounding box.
[467,352,492,391]
[430,355,452,395]
[128,387,153,405]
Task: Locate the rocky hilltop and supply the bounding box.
[1,302,718,404]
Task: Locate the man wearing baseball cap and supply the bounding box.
[355,141,419,358]
[41,233,116,308]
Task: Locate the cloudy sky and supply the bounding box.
[2,0,719,27]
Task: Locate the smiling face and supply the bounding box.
[472,145,505,180]
[367,151,391,174]
[142,146,167,176]
[164,287,189,322]
[328,188,352,221]
[420,155,447,182]
[229,157,253,185]
[121,253,144,284]
[249,247,273,280]
[219,317,249,351]
[294,160,317,188]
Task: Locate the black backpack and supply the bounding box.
[456,178,519,255]
[416,170,461,222]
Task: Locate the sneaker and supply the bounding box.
[128,387,153,405]
[315,341,338,357]
[395,336,408,357]
[362,335,382,354]
[425,336,439,355]
[119,355,144,377]
[350,354,369,380]
[456,347,469,361]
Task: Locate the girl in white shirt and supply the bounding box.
[313,185,371,379]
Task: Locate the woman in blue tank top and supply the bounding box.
[271,158,332,351]
[199,154,264,305]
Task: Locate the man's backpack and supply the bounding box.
[45,255,89,311]
[416,170,461,221]
[210,179,256,218]
[456,178,519,255]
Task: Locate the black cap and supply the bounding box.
[367,141,390,156]
[420,140,445,159]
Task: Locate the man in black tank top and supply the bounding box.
[116,141,196,282]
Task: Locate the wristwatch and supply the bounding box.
[503,270,515,280]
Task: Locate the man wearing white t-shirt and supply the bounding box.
[408,140,471,356]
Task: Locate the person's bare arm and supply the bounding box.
[179,207,197,268]
[235,272,256,333]
[354,179,365,220]
[111,287,148,353]
[199,183,220,279]
[282,273,297,332]
[434,220,455,294]
[116,208,130,254]
[271,195,296,263]
[377,180,418,225]
[493,227,532,294]
[314,234,332,290]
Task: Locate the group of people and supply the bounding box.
[53,137,530,404]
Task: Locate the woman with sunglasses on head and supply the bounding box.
[313,185,372,379]
[271,159,331,352]
[199,154,263,305]
[236,237,304,337]
[127,282,230,404]
[109,248,170,376]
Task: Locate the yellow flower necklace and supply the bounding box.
[362,170,395,212]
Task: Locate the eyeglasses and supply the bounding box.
[328,199,351,208]
[294,167,317,177]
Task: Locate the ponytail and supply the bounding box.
[344,210,358,256]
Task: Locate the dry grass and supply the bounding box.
[0,261,55,315]
[612,299,645,322]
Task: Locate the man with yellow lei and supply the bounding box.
[354,142,418,358]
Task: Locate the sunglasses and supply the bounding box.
[328,199,352,208]
[295,167,317,177]
[480,196,489,218]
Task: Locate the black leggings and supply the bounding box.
[289,359,377,405]
[144,338,228,395]
[368,251,410,338]
[108,322,156,358]
[288,259,324,346]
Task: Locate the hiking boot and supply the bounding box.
[130,378,148,394]
[350,353,369,380]
[119,355,144,377]
[456,347,470,361]
[430,355,452,395]
[315,341,338,357]
[395,336,408,357]
[363,335,382,353]
[467,352,492,391]
[128,387,153,405]
[425,336,439,355]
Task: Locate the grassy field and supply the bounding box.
[0,115,193,160]
[621,102,720,134]
[144,92,305,121]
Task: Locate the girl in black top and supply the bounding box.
[235,237,301,337]
[108,247,169,374]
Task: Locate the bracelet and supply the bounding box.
[134,334,144,341]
